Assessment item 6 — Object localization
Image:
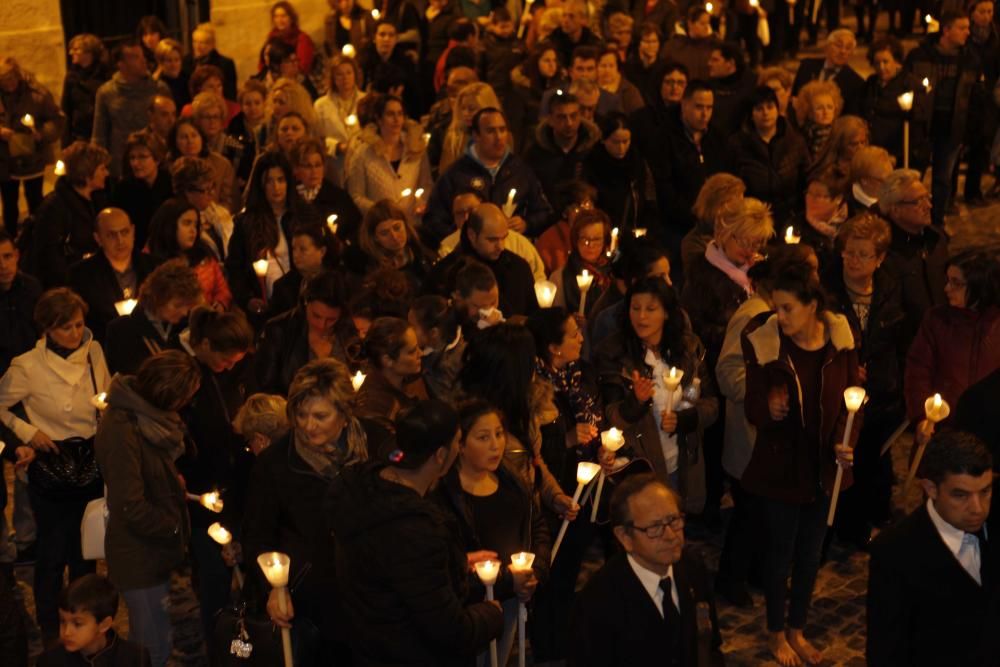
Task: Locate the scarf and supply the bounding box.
[704,240,752,295]
[294,430,349,480]
[534,358,602,450]
[106,376,187,461]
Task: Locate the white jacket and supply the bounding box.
[0,331,111,444]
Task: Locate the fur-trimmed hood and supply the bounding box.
[533,116,602,156]
[357,118,428,162]
[746,311,855,366]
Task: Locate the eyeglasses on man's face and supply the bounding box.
[626,513,685,538]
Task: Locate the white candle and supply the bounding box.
[414,188,424,200]
[827,386,866,526]
[784,226,801,244]
[663,367,684,413]
[475,560,500,667]
[345,113,358,127]
[502,188,517,217]
[633,228,648,238]
[898,92,913,169]
[551,462,601,563]
[591,428,626,522]
[351,370,367,392]
[510,552,535,572]
[327,214,339,235]
[372,8,381,19]
[90,392,108,410]
[21,114,34,129]
[576,270,594,315]
[749,0,759,7]
[905,393,951,491]
[257,552,294,667]
[401,188,413,199]
[54,160,66,176]
[114,298,138,316]
[609,227,619,254]
[922,77,932,92]
[509,551,535,667]
[341,44,356,58]
[421,132,431,145]
[199,491,224,513]
[207,522,231,545]
[534,280,557,308]
[253,258,269,278]
[706,2,714,12]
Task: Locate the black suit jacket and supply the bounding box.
[568,549,724,667]
[69,252,159,343]
[792,58,866,115]
[867,503,998,666]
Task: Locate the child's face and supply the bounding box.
[59,609,112,656]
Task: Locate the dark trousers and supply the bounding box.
[0,563,28,667]
[717,476,761,590]
[766,0,802,60]
[854,1,878,41]
[759,493,829,632]
[735,13,762,67]
[0,177,44,237]
[836,404,901,540]
[930,128,963,226]
[188,517,234,644]
[28,487,96,637]
[807,0,841,43]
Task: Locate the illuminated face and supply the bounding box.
[707,49,734,78]
[772,289,818,338]
[295,396,346,450]
[468,215,508,261]
[70,44,94,68]
[597,53,619,87]
[629,292,666,344]
[242,91,265,123]
[176,209,199,251]
[48,311,86,350]
[752,101,778,135]
[873,49,901,84]
[538,49,559,79]
[550,102,581,144]
[292,235,326,274]
[192,31,214,58]
[841,237,880,285]
[0,240,18,288]
[681,90,713,132]
[944,265,968,308]
[576,222,605,264]
[639,32,660,60]
[570,57,597,83]
[377,100,406,137]
[271,90,291,120]
[615,484,685,572]
[764,77,790,114]
[604,127,631,159]
[826,35,855,67]
[332,63,356,95]
[58,609,111,656]
[385,327,422,376]
[661,72,687,104]
[374,218,408,254]
[128,147,158,182]
[175,123,203,157]
[119,46,147,80]
[460,411,506,473]
[689,12,713,39]
[160,48,183,78]
[810,94,836,126]
[294,151,324,189]
[552,315,584,363]
[272,6,292,31]
[923,470,993,534]
[277,116,307,152]
[95,213,135,263]
[195,106,225,141]
[157,297,194,325]
[306,299,341,335]
[375,24,397,57]
[474,112,509,162]
[148,97,177,136]
[263,167,288,208]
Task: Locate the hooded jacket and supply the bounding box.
[523,118,602,204]
[96,375,190,591]
[329,463,504,666]
[741,311,862,504]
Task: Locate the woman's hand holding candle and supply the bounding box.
[834,442,854,467]
[466,550,499,572]
[553,493,580,521]
[266,588,294,629]
[660,410,678,433]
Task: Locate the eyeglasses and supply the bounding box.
[842,250,877,261]
[627,513,685,538]
[579,236,605,247]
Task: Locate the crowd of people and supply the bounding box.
[1,0,999,665]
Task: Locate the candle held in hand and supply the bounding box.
[54,160,66,176]
[114,298,138,316]
[91,393,108,410]
[253,258,269,278]
[200,491,224,513]
[534,280,557,308]
[474,559,500,587]
[207,522,232,545]
[510,552,536,572]
[897,91,914,111]
[341,44,356,58]
[784,226,801,244]
[21,114,34,129]
[351,370,366,392]
[257,551,291,586]
[827,386,866,526]
[600,427,625,452]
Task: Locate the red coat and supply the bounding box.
[260,28,317,75]
[904,305,1000,422]
[741,312,862,504]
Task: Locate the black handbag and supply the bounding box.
[27,353,103,500]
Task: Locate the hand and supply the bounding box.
[857,364,868,383]
[768,386,790,421]
[13,446,35,470]
[266,588,295,629]
[176,474,187,493]
[660,410,678,433]
[834,442,853,468]
[29,430,57,453]
[631,370,655,403]
[467,550,499,572]
[220,541,241,567]
[478,308,503,328]
[575,422,598,445]
[508,216,527,233]
[511,568,538,603]
[248,298,266,314]
[553,493,580,521]
[914,418,935,448]
[597,446,617,474]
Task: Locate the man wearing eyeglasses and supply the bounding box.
[569,473,724,666]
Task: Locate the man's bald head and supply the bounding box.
[95,208,135,263]
[466,203,508,261]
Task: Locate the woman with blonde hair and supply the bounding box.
[439,82,502,173]
[315,54,365,161]
[793,79,844,160]
[243,356,390,663]
[233,393,289,455]
[809,115,869,181]
[267,77,320,140]
[152,38,189,108]
[681,172,747,272]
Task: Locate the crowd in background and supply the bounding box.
[1,0,1000,665]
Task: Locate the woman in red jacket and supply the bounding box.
[260,1,317,76]
[741,263,860,667]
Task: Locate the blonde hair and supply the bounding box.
[440,82,502,173]
[849,144,893,183]
[287,358,369,465]
[233,393,290,442]
[835,212,892,256]
[154,38,183,65]
[794,80,844,126]
[714,197,774,246]
[757,66,793,90]
[269,77,319,132]
[191,91,227,120]
[607,12,634,34]
[193,22,216,44]
[693,173,746,227]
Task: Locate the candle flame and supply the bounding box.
[200,491,224,513]
[933,393,942,408]
[633,228,647,238]
[510,552,536,571]
[114,298,138,316]
[706,2,714,12]
[414,188,424,199]
[207,522,232,545]
[576,461,601,484]
[401,188,413,198]
[474,559,500,585]
[257,551,291,587]
[253,258,269,277]
[372,8,380,19]
[345,113,358,126]
[351,370,366,391]
[341,44,356,58]
[21,114,34,128]
[54,160,66,176]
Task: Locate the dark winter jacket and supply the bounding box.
[709,69,757,139]
[860,72,932,172]
[111,169,174,251]
[426,243,539,317]
[728,117,810,224]
[182,50,238,101]
[880,220,949,347]
[61,62,112,146]
[582,142,657,232]
[0,272,41,375]
[681,250,751,369]
[92,73,170,177]
[0,77,64,179]
[104,308,185,375]
[68,251,159,343]
[29,176,101,288]
[329,462,504,666]
[791,57,866,115]
[904,34,983,144]
[523,118,602,206]
[37,630,151,667]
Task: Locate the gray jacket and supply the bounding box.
[92,73,169,177]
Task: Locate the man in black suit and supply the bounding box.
[69,208,158,343]
[867,430,998,666]
[569,473,724,666]
[791,29,866,114]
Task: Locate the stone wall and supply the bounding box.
[0,0,67,100]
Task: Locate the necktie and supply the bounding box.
[959,532,982,585]
[659,576,683,662]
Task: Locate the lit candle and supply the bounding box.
[576,270,594,315]
[114,298,138,316]
[906,393,951,490]
[351,370,366,392]
[551,461,601,563]
[591,428,626,522]
[21,114,34,129]
[749,0,759,7]
[208,522,243,587]
[503,188,517,217]
[534,280,557,308]
[372,8,381,19]
[663,366,684,413]
[509,552,536,667]
[925,14,940,32]
[706,2,714,12]
[474,560,501,667]
[922,77,931,92]
[257,552,294,667]
[784,225,801,244]
[341,43,356,58]
[199,491,224,513]
[897,91,914,112]
[54,160,66,176]
[345,113,358,127]
[327,214,338,235]
[610,227,619,253]
[414,188,424,200]
[401,188,413,199]
[421,132,431,145]
[91,392,108,410]
[897,92,914,169]
[253,258,269,278]
[633,228,648,238]
[827,386,866,526]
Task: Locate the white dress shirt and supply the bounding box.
[627,554,680,617]
[926,498,983,585]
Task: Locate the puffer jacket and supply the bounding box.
[523,118,602,204]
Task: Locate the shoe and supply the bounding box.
[14,544,36,565]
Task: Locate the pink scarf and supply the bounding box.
[704,241,753,295]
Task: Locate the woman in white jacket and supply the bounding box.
[0,287,111,641]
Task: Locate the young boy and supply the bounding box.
[37,574,151,667]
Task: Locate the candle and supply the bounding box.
[610,227,619,254]
[341,44,356,58]
[257,552,294,667]
[551,462,601,563]
[534,280,557,308]
[503,188,517,217]
[749,0,759,7]
[114,298,138,316]
[345,113,358,127]
[576,270,594,315]
[633,228,648,238]
[827,386,866,526]
[663,366,684,413]
[706,2,714,12]
[925,14,940,32]
[922,77,931,92]
[372,8,381,19]
[253,258,269,278]
[897,92,913,169]
[327,214,338,235]
[591,428,626,522]
[21,114,34,129]
[509,552,536,667]
[414,188,424,200]
[474,560,501,667]
[91,392,108,410]
[784,226,801,244]
[421,132,431,145]
[207,522,232,545]
[351,370,366,392]
[54,160,66,176]
[401,188,413,198]
[906,393,951,490]
[199,491,224,513]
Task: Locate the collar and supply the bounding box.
[823,60,841,73]
[627,553,674,601]
[926,497,966,559]
[853,182,879,208]
[746,310,855,365]
[468,143,509,176]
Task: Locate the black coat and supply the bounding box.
[709,70,757,139]
[680,252,749,368]
[329,462,504,667]
[111,170,173,251]
[582,142,657,232]
[880,221,949,347]
[60,62,112,146]
[0,272,41,375]
[37,631,151,667]
[182,50,238,101]
[523,120,602,209]
[68,252,159,343]
[426,245,539,317]
[307,179,363,245]
[225,209,312,312]
[904,35,983,145]
[104,308,184,375]
[954,367,1000,470]
[728,118,810,225]
[568,549,724,667]
[791,58,866,115]
[860,72,931,172]
[867,503,999,667]
[29,177,101,288]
